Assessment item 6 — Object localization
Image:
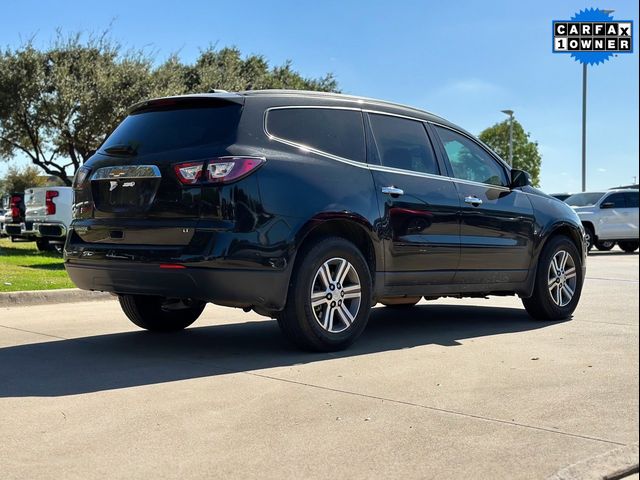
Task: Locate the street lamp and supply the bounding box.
[501,109,514,166]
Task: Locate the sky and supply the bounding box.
[0,0,638,194]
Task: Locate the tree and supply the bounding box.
[479,120,542,187]
[0,165,48,196]
[0,34,338,186]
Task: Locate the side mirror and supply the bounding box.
[600,202,615,209]
[510,169,531,188]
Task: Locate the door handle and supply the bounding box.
[464,195,483,206]
[381,186,404,196]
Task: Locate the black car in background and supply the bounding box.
[65,90,586,351]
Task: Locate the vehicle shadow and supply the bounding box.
[0,304,562,398]
[22,263,66,270]
[588,250,638,256]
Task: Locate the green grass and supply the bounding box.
[0,237,74,292]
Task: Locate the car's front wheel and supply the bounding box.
[618,240,639,253]
[522,235,583,321]
[277,237,372,351]
[118,295,206,332]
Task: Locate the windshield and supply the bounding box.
[565,192,605,207]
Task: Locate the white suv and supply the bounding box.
[566,189,639,252]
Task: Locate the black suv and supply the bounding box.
[65,90,586,351]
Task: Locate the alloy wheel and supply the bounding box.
[310,257,361,333]
[547,250,578,307]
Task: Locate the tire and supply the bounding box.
[522,235,583,321]
[380,296,421,308]
[118,295,206,332]
[583,224,595,251]
[277,237,372,352]
[618,240,639,253]
[595,240,615,251]
[36,239,52,252]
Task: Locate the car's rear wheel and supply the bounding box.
[118,295,206,332]
[595,240,615,251]
[583,224,595,251]
[277,237,372,352]
[618,240,639,253]
[36,239,52,252]
[522,235,583,321]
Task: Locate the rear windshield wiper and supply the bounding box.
[102,144,138,156]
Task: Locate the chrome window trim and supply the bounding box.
[91,165,161,181]
[263,105,513,192]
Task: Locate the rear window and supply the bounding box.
[266,108,365,162]
[101,105,241,156]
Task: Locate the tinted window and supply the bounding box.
[267,108,365,162]
[434,126,507,186]
[101,105,241,156]
[604,192,626,208]
[369,114,439,175]
[565,192,605,206]
[624,191,639,208]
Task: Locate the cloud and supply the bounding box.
[597,168,607,172]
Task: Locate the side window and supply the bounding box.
[368,113,439,175]
[604,192,627,208]
[433,125,508,186]
[624,192,639,208]
[266,108,365,162]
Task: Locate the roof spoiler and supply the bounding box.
[128,93,244,114]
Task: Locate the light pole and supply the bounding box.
[582,63,587,192]
[501,109,514,166]
[581,9,615,192]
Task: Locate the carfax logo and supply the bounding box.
[553,8,633,65]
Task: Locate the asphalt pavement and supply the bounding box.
[1,250,638,479]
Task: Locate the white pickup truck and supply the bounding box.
[565,189,639,252]
[23,186,73,252]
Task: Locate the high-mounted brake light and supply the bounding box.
[174,162,203,185]
[46,190,59,215]
[174,157,265,186]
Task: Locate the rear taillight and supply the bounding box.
[174,157,265,185]
[73,166,91,189]
[46,190,59,215]
[10,196,20,220]
[174,162,204,185]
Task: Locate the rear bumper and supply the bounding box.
[65,261,289,311]
[4,223,21,236]
[34,222,67,239]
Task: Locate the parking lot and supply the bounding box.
[0,250,638,479]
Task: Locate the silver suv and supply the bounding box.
[566,189,639,252]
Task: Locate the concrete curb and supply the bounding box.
[0,288,113,307]
[547,443,639,480]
